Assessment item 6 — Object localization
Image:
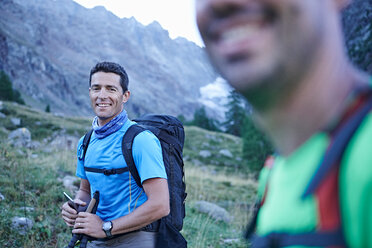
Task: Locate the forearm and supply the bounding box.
[72,178,169,238]
[111,178,169,235]
[75,178,91,203]
[111,197,169,235]
[75,187,91,203]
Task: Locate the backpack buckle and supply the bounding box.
[103,169,116,176]
[77,145,85,161]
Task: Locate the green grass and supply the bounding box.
[0,102,257,247]
[0,144,72,247]
[182,164,256,248]
[0,101,91,140]
[184,126,251,174]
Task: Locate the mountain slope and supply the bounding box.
[0,0,219,119]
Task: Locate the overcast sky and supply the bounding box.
[72,0,204,46]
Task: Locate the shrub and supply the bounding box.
[242,117,274,173]
[0,71,25,105]
[190,107,220,132]
[45,104,51,113]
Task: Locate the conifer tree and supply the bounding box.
[0,71,13,101]
[223,90,249,136]
[191,107,220,132]
[242,116,274,172]
[0,71,25,104]
[45,104,51,113]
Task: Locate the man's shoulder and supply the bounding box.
[341,111,372,179]
[346,110,372,156]
[339,110,372,247]
[132,128,159,146]
[125,121,158,140]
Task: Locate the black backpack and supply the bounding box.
[81,114,187,247]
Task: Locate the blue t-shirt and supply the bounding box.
[76,120,167,221]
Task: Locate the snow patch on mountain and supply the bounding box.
[199,77,232,120]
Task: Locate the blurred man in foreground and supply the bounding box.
[196,0,372,246]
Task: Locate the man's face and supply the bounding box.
[89,71,129,126]
[196,0,330,103]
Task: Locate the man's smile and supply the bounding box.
[96,103,111,107]
[203,4,277,63]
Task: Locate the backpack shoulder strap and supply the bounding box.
[79,129,94,161]
[303,90,372,197]
[245,155,276,239]
[122,124,147,188]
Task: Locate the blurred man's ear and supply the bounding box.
[335,0,351,10]
[123,90,130,103]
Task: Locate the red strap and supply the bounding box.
[315,89,372,247]
[315,165,341,230]
[261,155,276,205]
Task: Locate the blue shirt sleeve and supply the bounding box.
[76,136,88,179]
[132,130,167,184]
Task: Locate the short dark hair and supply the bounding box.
[89,61,129,93]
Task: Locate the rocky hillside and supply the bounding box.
[0,0,369,120]
[0,0,219,119]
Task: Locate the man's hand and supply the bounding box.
[72,212,106,238]
[61,199,87,227]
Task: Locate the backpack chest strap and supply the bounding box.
[84,166,129,176]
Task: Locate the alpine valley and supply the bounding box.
[0,0,223,119]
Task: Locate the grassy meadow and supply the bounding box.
[0,101,257,248]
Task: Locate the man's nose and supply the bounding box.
[97,88,108,98]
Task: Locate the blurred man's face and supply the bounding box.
[196,0,330,103]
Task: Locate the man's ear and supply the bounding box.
[123,90,130,103]
[335,0,351,10]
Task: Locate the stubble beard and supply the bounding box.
[229,9,325,113]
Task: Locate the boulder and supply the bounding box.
[11,217,33,235]
[199,150,212,158]
[50,134,79,150]
[8,128,32,148]
[194,201,232,223]
[63,175,79,193]
[223,238,240,245]
[219,149,233,158]
[18,207,35,213]
[10,117,21,126]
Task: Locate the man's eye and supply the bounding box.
[109,88,117,92]
[92,87,100,91]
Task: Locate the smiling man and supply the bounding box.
[61,62,169,248]
[89,70,129,126]
[196,0,372,247]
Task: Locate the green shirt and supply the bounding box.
[256,113,372,247]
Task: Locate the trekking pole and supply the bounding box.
[79,235,89,248]
[66,191,100,248]
[67,233,82,248]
